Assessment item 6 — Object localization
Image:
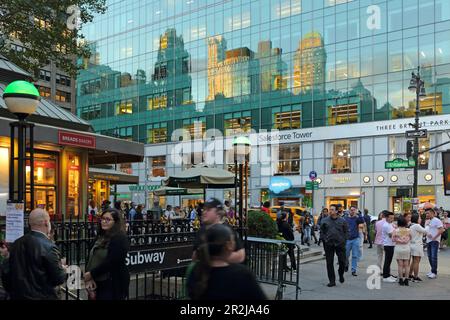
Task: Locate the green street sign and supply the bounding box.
[305,181,319,190]
[385,158,415,169]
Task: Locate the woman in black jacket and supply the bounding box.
[84,208,130,300]
[277,212,297,271]
[187,224,266,300]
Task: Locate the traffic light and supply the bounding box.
[406,140,414,158]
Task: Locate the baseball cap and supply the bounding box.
[204,198,224,210]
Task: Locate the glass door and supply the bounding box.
[67,153,81,218]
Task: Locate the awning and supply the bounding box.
[164,164,236,189]
[0,116,144,165]
[89,167,139,185]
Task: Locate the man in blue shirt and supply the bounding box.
[128,202,137,221]
[344,205,365,276]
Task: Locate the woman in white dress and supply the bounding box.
[392,216,412,286]
[409,214,428,282]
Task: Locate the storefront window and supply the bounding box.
[388,136,430,169]
[276,144,300,175]
[418,138,430,169]
[26,153,57,216]
[389,186,435,214]
[331,140,351,173]
[67,154,80,217]
[88,179,109,209]
[151,156,166,177]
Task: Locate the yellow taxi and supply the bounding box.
[269,206,314,229]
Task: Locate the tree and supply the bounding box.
[0,0,106,78]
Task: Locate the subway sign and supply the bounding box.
[126,245,193,273]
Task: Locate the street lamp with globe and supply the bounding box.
[233,135,251,242]
[3,80,40,212]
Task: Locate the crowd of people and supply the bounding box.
[319,203,448,287]
[87,199,238,227]
[1,197,449,300]
[0,197,265,301]
[264,201,449,288]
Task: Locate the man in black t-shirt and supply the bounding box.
[192,198,245,263]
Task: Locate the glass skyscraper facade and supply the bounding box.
[77,0,450,141]
[77,0,450,214]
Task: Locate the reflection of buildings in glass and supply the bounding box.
[152,28,192,107]
[207,37,287,99]
[392,65,445,119]
[327,79,377,125]
[207,35,226,100]
[255,41,287,92]
[293,32,326,95]
[207,35,256,99]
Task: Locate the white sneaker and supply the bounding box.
[428,273,437,279]
[426,272,433,277]
[383,277,397,283]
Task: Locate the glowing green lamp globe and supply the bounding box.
[3,80,40,116]
[233,135,251,157]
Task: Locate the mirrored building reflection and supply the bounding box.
[77,0,450,214]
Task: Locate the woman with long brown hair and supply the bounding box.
[84,208,130,300]
[187,224,265,300]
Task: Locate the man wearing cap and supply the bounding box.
[192,198,245,264]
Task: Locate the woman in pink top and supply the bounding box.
[374,211,386,269]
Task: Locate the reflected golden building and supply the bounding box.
[293,32,326,95]
[207,35,255,100]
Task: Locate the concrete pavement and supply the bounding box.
[278,241,450,300]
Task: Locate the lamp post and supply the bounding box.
[407,67,426,206]
[233,136,251,242]
[3,81,40,214]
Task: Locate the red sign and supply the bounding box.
[58,131,96,149]
[25,160,56,169]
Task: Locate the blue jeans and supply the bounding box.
[303,227,311,244]
[427,241,439,274]
[346,238,360,272]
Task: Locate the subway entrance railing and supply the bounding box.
[46,217,301,300]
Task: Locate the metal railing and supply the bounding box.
[19,217,301,300]
[246,237,301,300]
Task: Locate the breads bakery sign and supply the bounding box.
[58,131,96,149]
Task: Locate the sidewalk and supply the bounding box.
[276,241,450,300]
